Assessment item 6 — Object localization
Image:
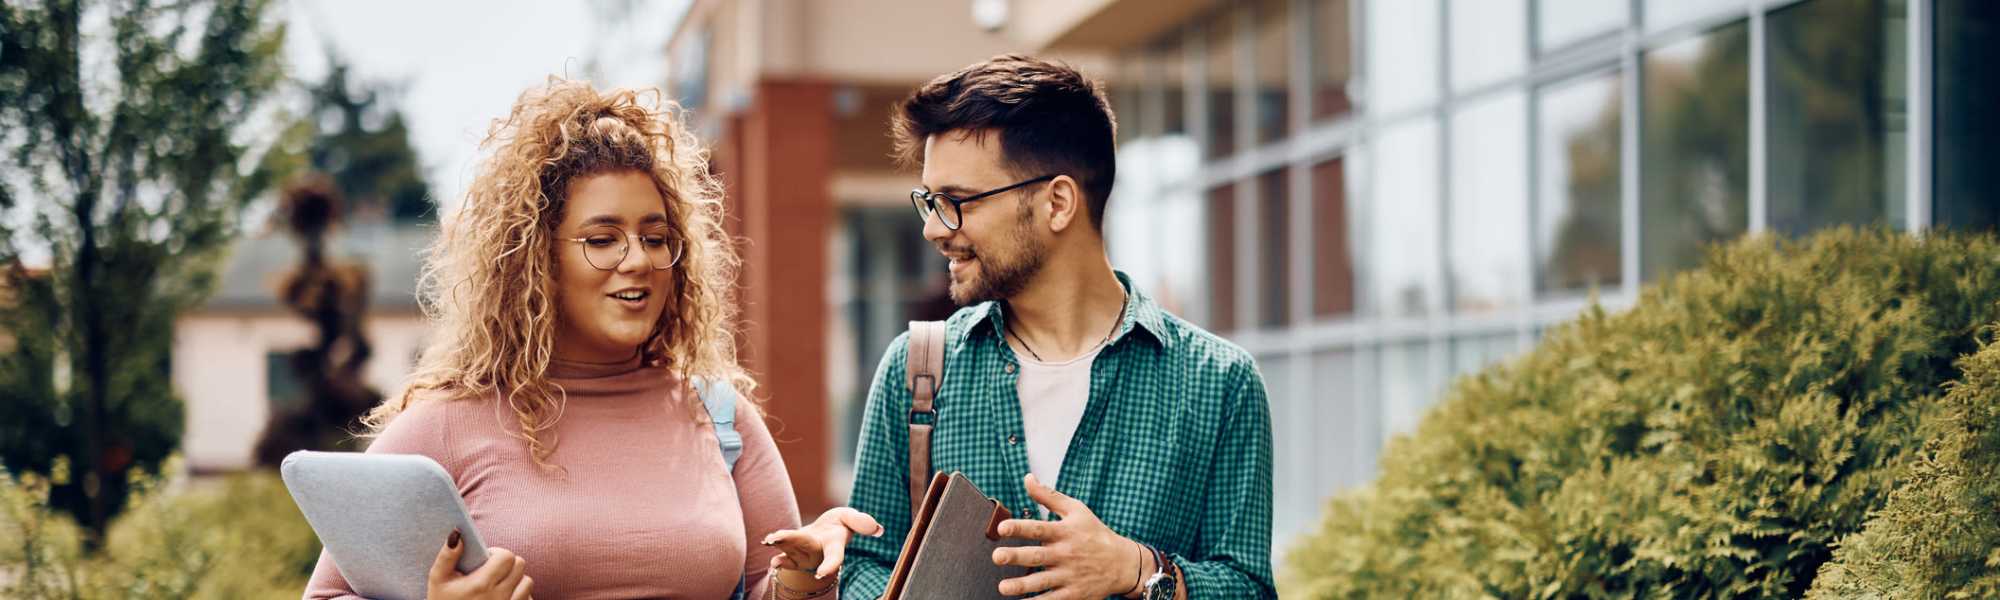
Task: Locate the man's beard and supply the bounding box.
[946,205,1047,306]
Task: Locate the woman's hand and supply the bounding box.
[427,530,535,600]
[762,507,885,580]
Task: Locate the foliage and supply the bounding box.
[1806,332,2000,598]
[0,0,288,536]
[1283,229,2000,598]
[0,458,320,599]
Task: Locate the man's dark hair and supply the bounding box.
[892,54,1118,231]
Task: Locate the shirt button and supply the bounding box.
[1007,434,1020,445]
[1004,363,1016,374]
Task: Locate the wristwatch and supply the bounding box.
[1139,545,1180,600]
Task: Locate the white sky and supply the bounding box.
[283,0,691,216]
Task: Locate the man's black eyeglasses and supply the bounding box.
[909,174,1057,230]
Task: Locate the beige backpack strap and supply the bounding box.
[904,320,947,518]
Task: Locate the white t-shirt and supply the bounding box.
[1015,344,1104,508]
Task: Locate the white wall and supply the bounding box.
[172,313,428,471]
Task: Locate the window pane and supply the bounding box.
[1207,183,1238,331]
[1205,16,1239,159]
[1112,53,1146,145]
[1253,0,1293,146]
[1256,169,1292,328]
[1768,0,1907,235]
[1313,158,1357,317]
[1371,118,1442,316]
[1365,0,1439,114]
[1451,333,1520,378]
[1158,32,1191,139]
[1381,341,1437,435]
[1535,70,1623,295]
[1934,0,2000,232]
[1263,354,1310,544]
[1538,0,1628,52]
[1645,0,1745,33]
[1448,0,1527,92]
[1311,0,1354,120]
[1642,23,1749,282]
[1449,90,1530,313]
[1312,349,1374,497]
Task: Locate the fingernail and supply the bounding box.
[448,530,461,549]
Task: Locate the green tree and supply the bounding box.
[292,53,432,223]
[0,0,287,539]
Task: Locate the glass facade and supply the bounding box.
[1096,0,1991,545]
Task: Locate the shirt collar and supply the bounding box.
[961,271,1172,351]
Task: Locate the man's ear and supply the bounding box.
[1046,175,1083,233]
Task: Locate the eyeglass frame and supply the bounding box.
[558,226,684,271]
[910,174,1058,230]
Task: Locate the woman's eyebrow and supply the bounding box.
[578,213,668,227]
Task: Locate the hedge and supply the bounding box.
[0,457,319,599]
[1283,229,2000,598]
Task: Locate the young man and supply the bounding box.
[838,55,1276,600]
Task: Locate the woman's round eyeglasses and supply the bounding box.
[560,226,684,271]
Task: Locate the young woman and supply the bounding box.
[304,79,877,600]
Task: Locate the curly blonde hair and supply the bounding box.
[363,78,751,466]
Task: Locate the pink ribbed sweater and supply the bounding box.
[303,355,812,599]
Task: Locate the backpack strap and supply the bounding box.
[904,320,947,519]
[695,378,747,600]
[697,378,744,472]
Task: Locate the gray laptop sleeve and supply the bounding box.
[281,450,489,600]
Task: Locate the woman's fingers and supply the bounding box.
[429,529,465,585]
[835,508,885,537]
[815,536,847,580]
[496,554,528,592]
[472,548,518,588]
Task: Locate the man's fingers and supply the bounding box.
[1023,474,1083,518]
[997,569,1061,597]
[509,576,534,600]
[428,529,465,584]
[992,545,1053,568]
[996,518,1061,542]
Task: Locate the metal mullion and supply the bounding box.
[1291,0,1315,331]
[1621,0,1642,293]
[1749,2,1769,233]
[1906,0,1932,232]
[1522,0,1543,351]
[1233,6,1259,334]
[1435,0,1453,319]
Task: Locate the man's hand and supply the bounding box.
[991,474,1150,599]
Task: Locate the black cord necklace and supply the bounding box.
[1005,294,1128,364]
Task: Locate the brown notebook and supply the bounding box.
[882,471,1035,600]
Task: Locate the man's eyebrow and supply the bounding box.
[934,184,977,196]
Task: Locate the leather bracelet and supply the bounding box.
[1125,541,1153,597]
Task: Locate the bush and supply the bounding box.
[1282,229,2000,598]
[1807,332,2000,598]
[0,457,320,599]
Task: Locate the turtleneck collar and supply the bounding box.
[548,351,646,380]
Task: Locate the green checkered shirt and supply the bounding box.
[839,273,1277,599]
